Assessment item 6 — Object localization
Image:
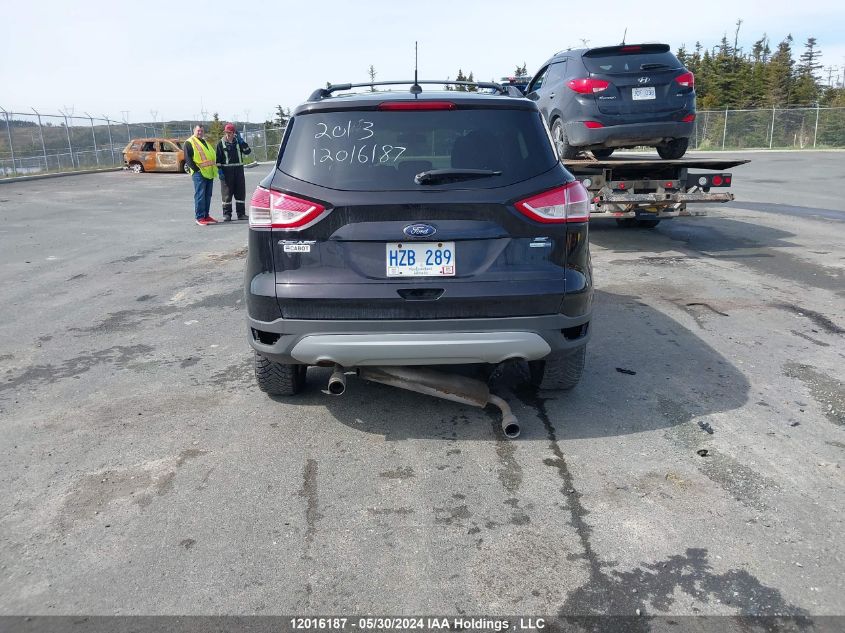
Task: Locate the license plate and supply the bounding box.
[632,87,656,100]
[386,242,455,277]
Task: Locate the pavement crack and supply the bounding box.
[776,303,845,335]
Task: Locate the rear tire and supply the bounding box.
[129,161,144,173]
[615,218,637,227]
[254,352,306,396]
[591,148,614,159]
[636,218,661,228]
[552,119,580,160]
[656,138,689,160]
[528,346,586,391]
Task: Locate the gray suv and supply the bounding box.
[245,81,593,397]
[527,44,696,159]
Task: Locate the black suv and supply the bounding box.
[527,44,696,159]
[245,81,592,396]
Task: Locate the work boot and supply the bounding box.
[223,214,232,222]
[237,214,247,221]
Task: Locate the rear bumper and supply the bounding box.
[247,313,591,366]
[566,120,693,148]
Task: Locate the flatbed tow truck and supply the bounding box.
[563,157,750,228]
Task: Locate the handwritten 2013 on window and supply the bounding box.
[312,120,407,166]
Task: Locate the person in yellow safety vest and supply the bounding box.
[184,125,218,226]
[215,123,253,221]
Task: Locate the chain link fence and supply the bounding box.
[2,106,843,179]
[0,108,287,179]
[692,106,845,150]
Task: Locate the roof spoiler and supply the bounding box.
[583,43,671,57]
[308,80,523,101]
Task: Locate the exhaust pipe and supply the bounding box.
[327,365,347,395]
[358,366,520,439]
[489,394,520,439]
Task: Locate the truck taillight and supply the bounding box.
[568,78,610,94]
[514,181,590,224]
[675,72,695,88]
[249,186,326,230]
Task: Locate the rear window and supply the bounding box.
[277,108,557,191]
[583,51,682,74]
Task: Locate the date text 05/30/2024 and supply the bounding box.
[289,618,546,631]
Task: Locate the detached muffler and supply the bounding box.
[358,366,520,439]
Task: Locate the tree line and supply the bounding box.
[676,24,844,109]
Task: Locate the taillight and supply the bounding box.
[682,114,696,122]
[249,187,326,229]
[675,72,695,88]
[514,182,590,224]
[712,175,723,186]
[378,101,456,111]
[583,121,604,129]
[567,78,610,94]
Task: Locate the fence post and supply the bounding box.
[104,116,116,165]
[769,106,776,149]
[263,122,268,162]
[61,113,75,169]
[722,107,728,150]
[85,113,100,166]
[1,108,17,176]
[694,114,698,149]
[813,103,820,148]
[32,108,49,173]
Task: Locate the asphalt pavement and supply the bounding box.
[0,152,843,619]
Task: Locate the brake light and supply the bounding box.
[514,181,590,224]
[620,46,642,52]
[567,78,610,94]
[583,121,604,129]
[682,114,696,122]
[712,175,723,186]
[249,187,326,229]
[675,72,695,88]
[378,101,456,111]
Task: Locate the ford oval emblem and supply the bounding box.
[403,223,437,238]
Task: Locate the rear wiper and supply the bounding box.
[640,63,671,70]
[415,168,501,185]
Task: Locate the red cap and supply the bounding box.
[224,123,236,132]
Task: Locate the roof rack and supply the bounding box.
[308,80,523,101]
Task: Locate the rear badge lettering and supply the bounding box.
[280,240,316,253]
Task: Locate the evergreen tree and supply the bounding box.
[368,65,377,91]
[455,69,467,91]
[466,72,478,92]
[514,63,528,77]
[207,112,224,146]
[793,38,822,104]
[766,35,794,106]
[273,106,291,128]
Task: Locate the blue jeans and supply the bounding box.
[192,172,214,219]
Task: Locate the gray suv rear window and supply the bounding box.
[583,51,681,74]
[278,109,557,191]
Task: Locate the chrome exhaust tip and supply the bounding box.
[327,365,347,395]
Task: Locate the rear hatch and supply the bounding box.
[582,44,692,116]
[261,99,581,320]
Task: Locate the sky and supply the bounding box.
[3,0,844,124]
